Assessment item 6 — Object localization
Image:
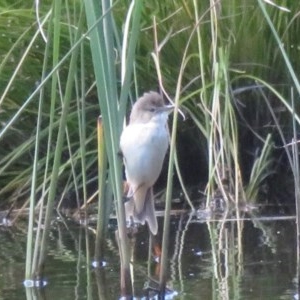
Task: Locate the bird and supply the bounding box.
[120,91,173,235]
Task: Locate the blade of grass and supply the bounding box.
[257,0,300,97]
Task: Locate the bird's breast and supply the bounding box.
[120,121,169,186]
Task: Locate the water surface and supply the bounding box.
[0,214,298,299]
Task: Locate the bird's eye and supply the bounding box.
[149,107,156,112]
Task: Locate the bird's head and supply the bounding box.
[129,91,173,124]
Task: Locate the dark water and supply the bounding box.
[0,214,298,300]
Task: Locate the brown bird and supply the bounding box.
[120,91,173,235]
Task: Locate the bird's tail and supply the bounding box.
[125,185,158,235]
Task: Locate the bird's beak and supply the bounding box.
[159,104,174,114]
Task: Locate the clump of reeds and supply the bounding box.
[1,0,300,297]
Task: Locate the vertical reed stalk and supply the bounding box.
[36,6,85,277]
[25,11,52,279]
[86,227,93,300]
[157,6,210,291]
[84,0,143,295]
[159,93,179,292]
[291,92,300,282]
[94,117,109,262]
[205,0,219,204]
[78,41,88,208]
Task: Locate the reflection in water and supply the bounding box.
[0,214,298,299]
